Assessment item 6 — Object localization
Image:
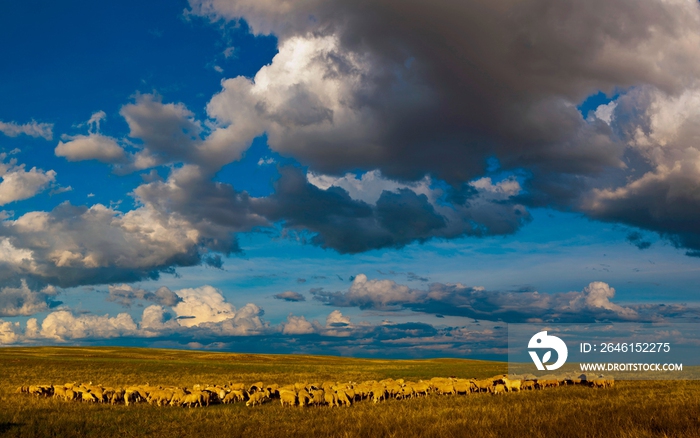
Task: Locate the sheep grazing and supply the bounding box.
[279,390,297,407]
[246,391,269,407]
[491,384,506,395]
[249,382,264,393]
[17,372,615,409]
[501,377,521,392]
[182,392,204,408]
[521,381,536,390]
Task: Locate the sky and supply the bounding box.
[1,0,700,358]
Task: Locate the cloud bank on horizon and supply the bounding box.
[1,0,700,356]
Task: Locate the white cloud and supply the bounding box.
[0,320,22,344]
[575,281,637,318]
[206,303,266,335]
[55,134,126,163]
[594,101,617,124]
[0,238,34,266]
[308,170,431,205]
[343,274,424,309]
[172,285,236,327]
[326,310,352,328]
[201,35,373,172]
[0,155,56,206]
[282,314,315,334]
[0,120,53,140]
[87,111,107,133]
[12,203,200,271]
[37,310,138,342]
[139,305,180,333]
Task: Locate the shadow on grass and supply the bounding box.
[0,422,22,433]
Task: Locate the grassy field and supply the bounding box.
[1,347,700,437]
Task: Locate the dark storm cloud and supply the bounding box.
[4,0,698,300]
[191,0,698,181]
[189,0,700,255]
[256,167,529,253]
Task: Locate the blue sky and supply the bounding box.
[1,0,699,358]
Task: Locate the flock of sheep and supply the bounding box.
[16,374,614,408]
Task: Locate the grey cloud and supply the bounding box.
[2,297,506,358]
[273,291,306,302]
[257,167,530,253]
[407,272,429,282]
[0,163,266,288]
[627,231,652,250]
[107,285,182,308]
[581,86,700,254]
[188,0,700,256]
[312,275,699,323]
[133,165,267,254]
[0,280,60,317]
[119,94,203,171]
[190,0,699,182]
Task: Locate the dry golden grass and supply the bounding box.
[1,347,700,437]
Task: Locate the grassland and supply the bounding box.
[1,347,699,437]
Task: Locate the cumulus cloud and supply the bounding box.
[273,291,305,302]
[181,0,700,256]
[0,162,269,288]
[326,310,352,328]
[171,285,236,327]
[2,301,508,358]
[118,94,205,171]
[313,275,695,323]
[0,154,56,206]
[55,134,126,163]
[0,120,53,140]
[166,286,266,335]
[583,86,700,254]
[189,0,700,175]
[107,284,181,307]
[31,310,138,342]
[55,111,125,164]
[0,201,204,287]
[139,305,180,333]
[0,320,22,344]
[282,314,315,334]
[313,274,422,309]
[0,280,59,316]
[3,284,268,343]
[132,164,267,251]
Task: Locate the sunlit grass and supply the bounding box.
[1,347,699,437]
